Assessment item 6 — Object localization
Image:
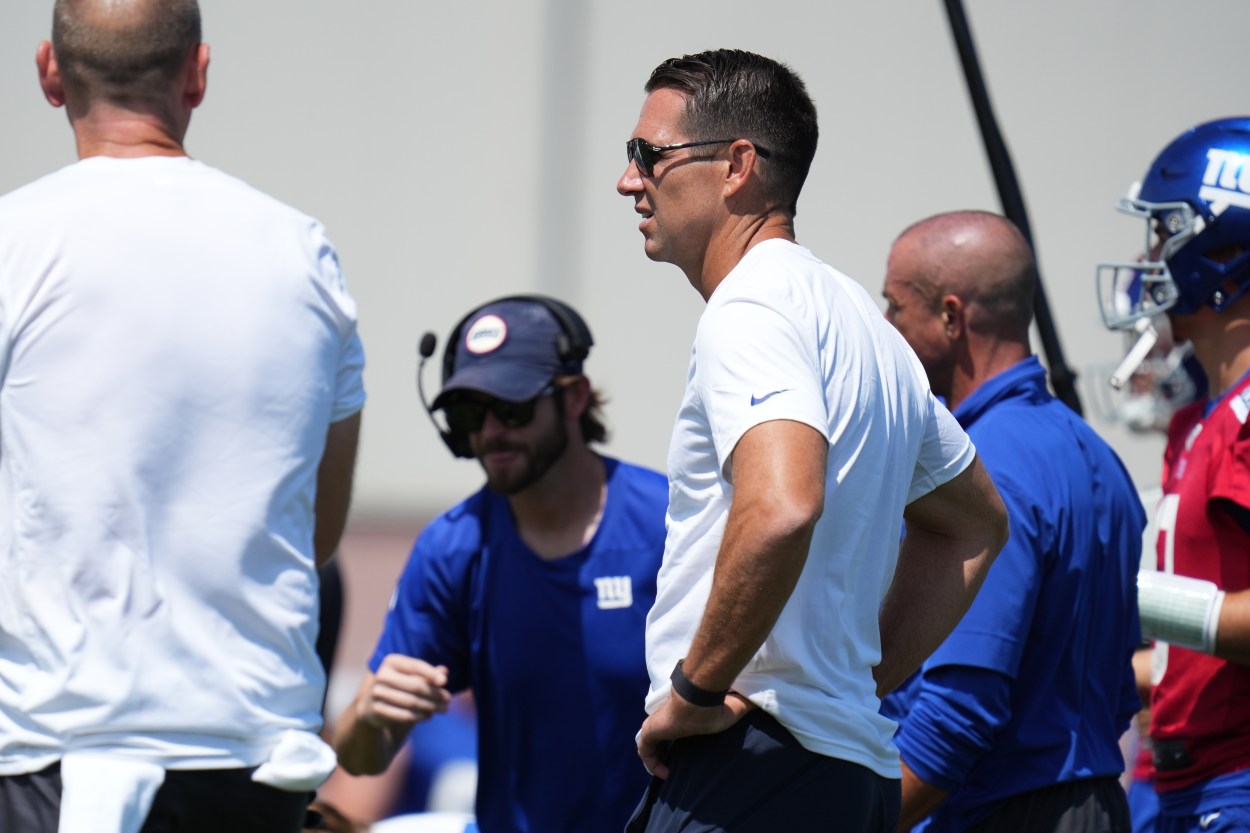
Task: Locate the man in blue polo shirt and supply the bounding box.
[332,296,668,833]
[880,211,1145,832]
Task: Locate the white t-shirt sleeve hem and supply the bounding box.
[907,396,975,503]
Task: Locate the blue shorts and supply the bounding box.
[1129,777,1159,833]
[626,709,900,833]
[1157,805,1250,833]
[1155,769,1250,833]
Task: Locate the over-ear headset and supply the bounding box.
[417,294,594,458]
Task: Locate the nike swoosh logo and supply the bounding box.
[750,388,793,406]
[1200,812,1221,829]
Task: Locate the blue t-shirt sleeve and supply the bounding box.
[895,665,1013,792]
[369,521,474,692]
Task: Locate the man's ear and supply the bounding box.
[184,43,210,109]
[723,139,763,198]
[941,295,965,338]
[36,41,67,109]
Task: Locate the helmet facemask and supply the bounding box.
[1095,191,1197,330]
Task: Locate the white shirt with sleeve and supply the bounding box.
[644,238,973,779]
[0,155,365,775]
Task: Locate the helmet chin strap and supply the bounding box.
[1109,317,1159,390]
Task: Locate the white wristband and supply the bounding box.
[1137,571,1225,654]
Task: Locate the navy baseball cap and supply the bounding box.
[432,298,586,409]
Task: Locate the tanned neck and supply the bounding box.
[946,338,1030,412]
[1205,329,1250,400]
[71,105,188,159]
[696,213,795,301]
[509,445,607,561]
[1185,296,1250,400]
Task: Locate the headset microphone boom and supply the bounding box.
[417,330,465,457]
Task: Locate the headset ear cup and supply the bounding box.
[448,430,472,459]
[442,319,466,388]
[531,295,593,366]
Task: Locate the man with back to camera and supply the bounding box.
[880,210,1145,832]
[0,1,365,832]
[1096,117,1250,833]
[332,295,668,833]
[615,48,1010,833]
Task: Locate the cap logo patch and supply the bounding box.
[464,314,508,355]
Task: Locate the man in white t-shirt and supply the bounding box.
[0,2,365,832]
[615,48,1008,832]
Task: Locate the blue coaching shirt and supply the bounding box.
[882,356,1144,832]
[370,456,667,833]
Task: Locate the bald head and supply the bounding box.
[890,210,1035,339]
[52,0,200,112]
[883,211,1036,404]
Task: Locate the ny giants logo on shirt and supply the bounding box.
[594,576,633,609]
[1199,148,1250,211]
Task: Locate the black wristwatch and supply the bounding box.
[670,658,729,707]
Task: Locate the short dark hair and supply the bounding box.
[645,48,818,215]
[52,0,201,111]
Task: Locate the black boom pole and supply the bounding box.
[942,0,1083,416]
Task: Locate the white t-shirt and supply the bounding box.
[0,156,366,773]
[645,239,973,779]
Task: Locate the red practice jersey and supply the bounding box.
[1151,372,1250,791]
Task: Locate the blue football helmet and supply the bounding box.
[1097,117,1250,329]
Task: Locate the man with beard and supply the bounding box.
[333,295,668,833]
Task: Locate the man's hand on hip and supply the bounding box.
[637,692,756,779]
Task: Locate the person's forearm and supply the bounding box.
[1215,587,1250,665]
[897,760,949,832]
[332,700,400,776]
[876,529,994,695]
[314,412,361,569]
[876,458,1006,696]
[682,498,818,692]
[681,420,827,693]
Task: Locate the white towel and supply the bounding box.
[58,752,166,833]
[55,730,332,833]
[250,729,337,792]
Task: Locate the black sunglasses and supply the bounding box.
[625,137,770,177]
[442,384,558,436]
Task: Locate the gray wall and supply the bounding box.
[4,2,1247,519]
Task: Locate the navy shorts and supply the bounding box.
[0,762,60,833]
[626,709,900,833]
[966,776,1131,833]
[0,763,311,833]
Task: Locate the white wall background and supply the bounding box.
[4,1,1248,520]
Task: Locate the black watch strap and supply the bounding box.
[670,658,729,707]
